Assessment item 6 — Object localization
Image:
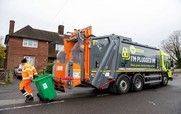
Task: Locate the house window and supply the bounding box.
[23,39,38,48]
[24,56,35,66]
[55,44,64,51]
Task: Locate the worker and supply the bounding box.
[32,66,38,78]
[19,58,34,103]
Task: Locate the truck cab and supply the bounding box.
[160,50,173,80]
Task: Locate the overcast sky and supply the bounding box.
[1,0,181,48]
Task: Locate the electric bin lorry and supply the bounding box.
[53,26,173,95]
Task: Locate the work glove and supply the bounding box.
[33,76,39,79]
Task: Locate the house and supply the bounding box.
[4,20,65,71]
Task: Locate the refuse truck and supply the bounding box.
[52,26,173,94]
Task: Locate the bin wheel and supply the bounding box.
[43,98,49,103]
[37,93,44,101]
[37,93,50,103]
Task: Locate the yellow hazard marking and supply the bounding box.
[91,70,160,73]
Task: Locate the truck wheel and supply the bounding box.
[108,82,118,94]
[116,74,130,94]
[133,74,143,92]
[161,74,168,86]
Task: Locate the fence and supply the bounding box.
[173,69,181,74]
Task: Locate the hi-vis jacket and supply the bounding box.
[22,63,33,80]
[32,66,38,76]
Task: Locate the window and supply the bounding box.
[55,44,64,51]
[164,56,171,69]
[24,56,35,66]
[23,39,38,48]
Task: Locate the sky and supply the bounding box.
[1,0,181,48]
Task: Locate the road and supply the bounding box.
[0,75,181,114]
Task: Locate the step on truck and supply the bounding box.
[52,26,173,94]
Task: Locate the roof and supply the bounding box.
[5,25,64,44]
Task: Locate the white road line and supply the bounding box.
[0,100,64,111]
[148,101,156,106]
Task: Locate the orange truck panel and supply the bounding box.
[53,61,81,87]
[53,26,92,89]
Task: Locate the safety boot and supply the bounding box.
[25,95,34,103]
[29,95,34,101]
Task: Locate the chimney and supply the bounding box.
[58,25,64,35]
[9,20,15,34]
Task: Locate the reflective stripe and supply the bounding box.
[22,69,26,72]
[30,67,34,70]
[26,68,31,70]
[22,77,30,80]
[23,92,29,97]
[30,93,33,97]
[22,68,31,72]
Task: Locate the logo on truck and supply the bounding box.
[130,45,136,54]
[121,46,156,68]
[130,45,144,54]
[122,47,130,60]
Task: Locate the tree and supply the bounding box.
[0,36,5,68]
[161,30,181,68]
[0,36,4,45]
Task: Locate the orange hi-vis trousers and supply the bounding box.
[19,79,32,96]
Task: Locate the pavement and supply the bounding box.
[0,77,96,107]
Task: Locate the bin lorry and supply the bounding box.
[52,26,173,94]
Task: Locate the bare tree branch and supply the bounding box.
[161,30,181,68]
[0,36,5,46]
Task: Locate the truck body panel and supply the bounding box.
[53,26,173,94]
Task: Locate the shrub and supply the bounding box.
[45,63,54,74]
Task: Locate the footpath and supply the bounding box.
[0,78,95,107]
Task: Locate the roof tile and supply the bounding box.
[11,25,64,44]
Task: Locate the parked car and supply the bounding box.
[14,64,23,79]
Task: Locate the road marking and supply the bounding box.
[96,94,110,97]
[148,101,156,106]
[0,100,64,111]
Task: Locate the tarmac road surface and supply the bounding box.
[0,75,181,114]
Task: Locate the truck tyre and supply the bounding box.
[161,74,168,86]
[133,74,143,92]
[116,74,130,94]
[108,82,118,94]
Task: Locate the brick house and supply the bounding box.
[4,20,65,71]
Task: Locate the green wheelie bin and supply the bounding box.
[33,74,57,102]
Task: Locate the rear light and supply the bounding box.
[18,69,22,72]
[62,76,73,80]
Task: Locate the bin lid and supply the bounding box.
[33,74,52,82]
